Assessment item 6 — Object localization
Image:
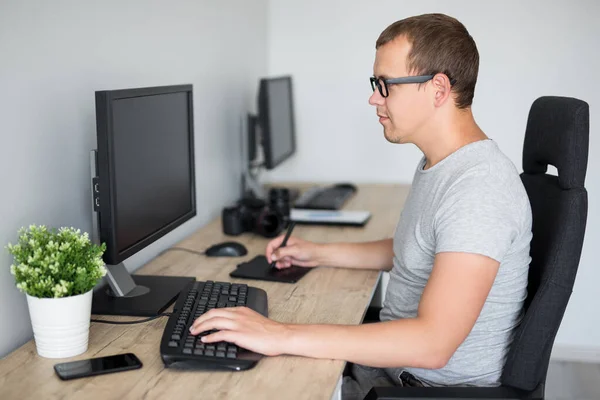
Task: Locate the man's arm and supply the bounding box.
[267,237,394,271]
[191,251,499,368]
[286,252,500,368]
[319,239,395,271]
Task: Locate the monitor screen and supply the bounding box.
[95,85,196,265]
[259,76,296,169]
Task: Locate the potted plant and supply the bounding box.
[6,225,106,358]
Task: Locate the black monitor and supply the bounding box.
[91,84,196,316]
[258,76,296,169]
[244,76,297,199]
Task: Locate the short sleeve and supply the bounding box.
[434,174,518,263]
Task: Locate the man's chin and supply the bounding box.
[383,129,404,144]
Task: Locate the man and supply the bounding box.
[190,13,532,400]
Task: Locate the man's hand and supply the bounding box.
[189,307,290,356]
[266,235,323,269]
[266,236,395,271]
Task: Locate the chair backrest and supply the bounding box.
[501,96,589,391]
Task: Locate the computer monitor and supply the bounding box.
[244,76,297,198]
[258,76,296,169]
[90,84,196,316]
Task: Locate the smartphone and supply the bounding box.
[54,353,142,380]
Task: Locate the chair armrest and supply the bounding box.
[363,385,544,400]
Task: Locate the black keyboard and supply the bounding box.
[293,184,357,210]
[160,280,268,371]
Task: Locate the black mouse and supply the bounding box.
[334,182,357,192]
[204,241,248,257]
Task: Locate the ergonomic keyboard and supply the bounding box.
[160,280,268,371]
[293,184,357,210]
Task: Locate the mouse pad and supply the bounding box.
[230,255,312,284]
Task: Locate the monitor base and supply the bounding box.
[91,275,195,316]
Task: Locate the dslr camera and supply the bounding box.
[222,189,290,238]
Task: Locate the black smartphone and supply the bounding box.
[54,353,142,380]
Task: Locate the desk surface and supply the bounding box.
[0,183,410,400]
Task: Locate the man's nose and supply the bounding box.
[369,89,384,106]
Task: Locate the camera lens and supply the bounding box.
[255,209,284,238]
[269,187,290,221]
[222,206,244,235]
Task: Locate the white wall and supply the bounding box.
[266,0,600,354]
[0,0,268,358]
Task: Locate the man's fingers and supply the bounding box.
[191,309,237,331]
[275,257,316,268]
[200,330,238,344]
[272,245,300,261]
[266,236,286,261]
[190,316,239,335]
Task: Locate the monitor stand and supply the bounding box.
[91,263,194,316]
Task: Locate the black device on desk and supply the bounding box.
[230,222,312,283]
[54,353,142,380]
[204,241,248,257]
[160,280,268,371]
[92,84,197,316]
[231,255,311,284]
[293,183,357,210]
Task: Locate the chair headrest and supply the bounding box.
[522,96,589,189]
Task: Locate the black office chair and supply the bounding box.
[364,96,589,400]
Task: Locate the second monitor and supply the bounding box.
[243,76,356,210]
[244,76,296,200]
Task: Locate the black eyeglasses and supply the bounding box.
[370,75,456,98]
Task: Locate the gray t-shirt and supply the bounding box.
[380,139,532,387]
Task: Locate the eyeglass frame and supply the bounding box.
[370,74,456,98]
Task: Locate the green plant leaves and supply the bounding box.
[6,225,107,298]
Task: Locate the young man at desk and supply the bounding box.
[190,13,532,400]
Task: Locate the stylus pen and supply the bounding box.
[271,221,296,269]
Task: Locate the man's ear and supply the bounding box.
[432,73,453,107]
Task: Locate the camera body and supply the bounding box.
[222,191,289,238]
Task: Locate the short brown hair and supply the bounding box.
[376,13,479,109]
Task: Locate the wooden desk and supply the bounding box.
[0,184,410,400]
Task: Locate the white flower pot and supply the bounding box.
[26,289,93,358]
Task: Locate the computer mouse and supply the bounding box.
[204,241,248,257]
[334,182,357,192]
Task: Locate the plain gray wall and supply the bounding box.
[0,0,267,358]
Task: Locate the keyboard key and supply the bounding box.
[216,351,226,358]
[171,334,181,341]
[183,348,192,355]
[205,350,214,357]
[168,341,178,348]
[193,349,204,356]
[227,352,236,359]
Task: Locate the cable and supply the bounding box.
[91,312,172,325]
[157,247,205,257]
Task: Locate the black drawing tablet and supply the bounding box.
[230,255,312,284]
